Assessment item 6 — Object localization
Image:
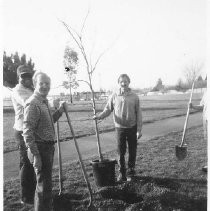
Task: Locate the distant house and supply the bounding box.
[165,90,183,95]
[147,90,183,95]
[80,91,106,101]
[186,88,207,94]
[147,91,160,96]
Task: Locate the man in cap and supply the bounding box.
[11,65,36,204]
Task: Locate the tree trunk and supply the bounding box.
[69,82,73,104]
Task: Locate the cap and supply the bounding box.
[17,65,33,77]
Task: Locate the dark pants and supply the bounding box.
[14,130,36,202]
[34,143,55,211]
[115,125,137,174]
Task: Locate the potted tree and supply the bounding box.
[60,13,116,187]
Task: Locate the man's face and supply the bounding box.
[118,77,130,90]
[35,74,51,97]
[20,74,33,89]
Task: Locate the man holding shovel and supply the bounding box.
[189,89,208,172]
[23,71,67,211]
[93,74,143,182]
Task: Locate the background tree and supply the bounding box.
[3,51,35,88]
[152,78,164,92]
[175,78,185,91]
[175,78,190,92]
[63,46,79,103]
[184,62,203,86]
[197,75,203,82]
[194,75,207,90]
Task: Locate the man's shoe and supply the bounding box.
[117,173,127,182]
[127,176,134,182]
[20,200,25,205]
[127,168,136,182]
[202,166,207,173]
[20,199,34,205]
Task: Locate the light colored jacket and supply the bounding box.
[11,84,33,131]
[99,88,143,132]
[200,91,207,121]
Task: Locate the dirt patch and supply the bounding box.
[51,175,206,211]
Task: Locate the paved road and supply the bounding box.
[4,112,202,180]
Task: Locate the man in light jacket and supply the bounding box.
[190,88,208,172]
[94,74,143,182]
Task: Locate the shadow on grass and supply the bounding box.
[53,192,84,211]
[53,192,96,211]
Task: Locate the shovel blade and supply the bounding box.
[175,145,187,160]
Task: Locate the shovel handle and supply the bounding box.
[180,80,195,146]
[56,119,63,195]
[63,105,93,205]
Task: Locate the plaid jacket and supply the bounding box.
[23,92,62,155]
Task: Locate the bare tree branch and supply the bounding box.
[59,18,92,79]
[90,51,105,75]
[80,9,90,36]
[59,12,116,160]
[79,41,92,76]
[58,19,82,49]
[89,56,93,73]
[90,28,97,58]
[77,79,91,88]
[91,34,120,75]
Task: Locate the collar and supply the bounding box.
[16,83,33,91]
[117,88,131,96]
[34,92,48,104]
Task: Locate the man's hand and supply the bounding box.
[53,98,61,109]
[189,102,193,109]
[93,115,100,120]
[137,131,142,139]
[27,148,34,164]
[27,149,42,173]
[33,155,42,173]
[59,101,68,114]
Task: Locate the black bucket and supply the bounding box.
[91,159,116,187]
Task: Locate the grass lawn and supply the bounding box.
[3,125,207,211]
[3,93,201,153]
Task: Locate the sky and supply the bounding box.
[1,0,208,96]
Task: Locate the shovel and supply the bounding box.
[63,103,93,208]
[53,108,72,211]
[175,80,195,160]
[56,119,63,195]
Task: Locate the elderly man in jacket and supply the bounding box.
[23,71,67,211]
